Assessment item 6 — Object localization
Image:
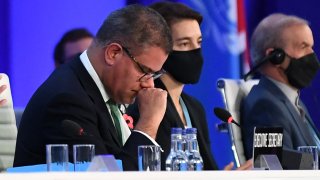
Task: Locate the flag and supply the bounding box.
[237,0,251,75]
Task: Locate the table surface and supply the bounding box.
[1,170,320,180]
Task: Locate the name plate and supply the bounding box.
[253,127,283,164]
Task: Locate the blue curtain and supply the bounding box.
[0,0,10,74]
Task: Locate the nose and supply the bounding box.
[308,48,314,54]
[140,77,154,88]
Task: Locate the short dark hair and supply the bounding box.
[95,4,172,55]
[149,1,202,27]
[54,28,93,65]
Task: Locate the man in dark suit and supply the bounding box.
[13,4,172,170]
[242,13,320,159]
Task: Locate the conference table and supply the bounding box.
[1,170,320,180]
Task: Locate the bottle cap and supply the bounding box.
[186,128,197,134]
[171,127,182,134]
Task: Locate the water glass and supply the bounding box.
[46,144,69,171]
[73,144,95,171]
[138,145,161,171]
[297,146,319,170]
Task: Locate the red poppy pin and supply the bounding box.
[123,114,134,129]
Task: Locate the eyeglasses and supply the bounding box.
[122,47,166,82]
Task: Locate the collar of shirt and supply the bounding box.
[80,50,109,103]
[267,77,300,113]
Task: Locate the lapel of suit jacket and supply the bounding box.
[300,102,320,142]
[262,77,315,145]
[69,58,122,147]
[155,79,184,128]
[283,99,315,145]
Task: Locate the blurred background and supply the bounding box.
[1,0,319,169]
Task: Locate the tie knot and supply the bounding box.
[295,91,300,105]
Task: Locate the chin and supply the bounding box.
[118,98,130,105]
[126,98,135,104]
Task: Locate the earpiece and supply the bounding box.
[244,48,286,81]
[268,48,286,65]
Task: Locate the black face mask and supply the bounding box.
[285,53,320,89]
[163,48,204,84]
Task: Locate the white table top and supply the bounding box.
[1,170,320,180]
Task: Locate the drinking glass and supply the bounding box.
[297,146,319,170]
[46,144,69,171]
[73,144,95,172]
[138,145,161,171]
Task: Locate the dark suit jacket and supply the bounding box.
[13,57,153,170]
[241,76,320,159]
[127,79,218,170]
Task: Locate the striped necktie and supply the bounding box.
[296,97,320,148]
[295,96,305,120]
[108,99,123,145]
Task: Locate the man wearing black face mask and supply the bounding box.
[242,13,320,159]
[127,2,253,171]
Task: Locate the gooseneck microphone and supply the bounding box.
[213,107,240,127]
[61,119,88,137]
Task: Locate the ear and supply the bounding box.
[104,43,123,65]
[265,48,275,56]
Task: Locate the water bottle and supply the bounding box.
[181,129,187,151]
[165,128,188,171]
[185,128,203,171]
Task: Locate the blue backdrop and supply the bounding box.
[1,0,319,169]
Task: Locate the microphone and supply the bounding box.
[61,119,88,137]
[213,107,240,127]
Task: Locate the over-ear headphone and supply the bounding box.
[244,48,286,81]
[268,48,286,65]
